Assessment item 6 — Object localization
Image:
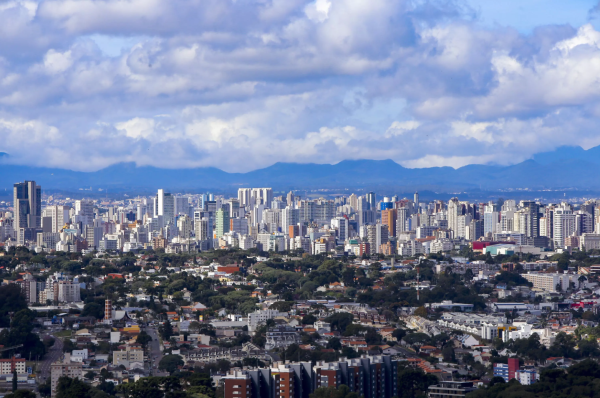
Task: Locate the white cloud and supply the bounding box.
[0,0,599,173]
[43,49,73,74]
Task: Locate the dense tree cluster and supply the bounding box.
[468,359,600,398]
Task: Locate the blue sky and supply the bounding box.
[1,0,600,171]
[470,0,598,32]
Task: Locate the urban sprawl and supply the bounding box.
[2,181,600,398]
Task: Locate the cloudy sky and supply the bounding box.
[2,0,600,172]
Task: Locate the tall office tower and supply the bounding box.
[174,196,190,216]
[136,203,148,221]
[543,205,555,237]
[381,209,397,237]
[215,208,230,238]
[365,224,377,254]
[483,203,499,235]
[366,192,376,211]
[154,189,175,223]
[357,196,368,211]
[43,205,70,233]
[466,219,484,241]
[396,207,409,234]
[238,188,251,208]
[230,218,249,235]
[553,206,575,248]
[75,200,94,226]
[358,210,375,227]
[576,211,593,235]
[520,201,540,238]
[194,217,212,241]
[539,217,547,238]
[14,181,41,243]
[262,209,281,232]
[227,199,240,218]
[348,193,358,211]
[238,188,273,208]
[375,224,389,253]
[177,215,193,239]
[286,191,295,206]
[500,202,516,232]
[281,207,299,236]
[414,191,419,211]
[84,224,104,249]
[457,214,473,238]
[581,200,596,220]
[331,217,349,241]
[447,197,461,235]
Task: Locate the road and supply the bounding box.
[39,333,64,381]
[145,327,166,375]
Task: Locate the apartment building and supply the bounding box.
[223,371,252,398]
[522,272,570,293]
[112,346,144,367]
[428,381,477,398]
[51,354,83,397]
[221,355,398,398]
[0,357,26,374]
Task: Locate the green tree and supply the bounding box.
[325,313,354,333]
[12,369,17,392]
[0,284,27,327]
[81,302,104,319]
[136,331,152,349]
[392,328,407,342]
[56,377,91,398]
[158,355,184,375]
[309,385,358,398]
[159,321,173,341]
[327,338,342,350]
[414,306,428,318]
[4,391,36,398]
[442,344,456,362]
[397,365,438,398]
[38,378,51,397]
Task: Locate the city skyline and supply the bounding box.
[2,1,600,172]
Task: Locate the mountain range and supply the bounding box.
[0,145,599,194]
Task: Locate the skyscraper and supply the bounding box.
[14,180,41,244]
[447,198,461,236]
[155,189,175,223]
[216,208,230,238]
[75,200,94,226]
[520,201,540,238]
[366,192,376,211]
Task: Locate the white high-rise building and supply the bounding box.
[155,189,175,223]
[457,214,473,238]
[177,215,193,239]
[331,217,349,242]
[238,188,273,209]
[43,206,71,233]
[484,204,499,235]
[194,218,211,241]
[75,200,94,226]
[553,207,575,248]
[447,198,461,236]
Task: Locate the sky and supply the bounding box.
[2,0,600,172]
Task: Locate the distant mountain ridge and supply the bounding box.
[0,145,599,193]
